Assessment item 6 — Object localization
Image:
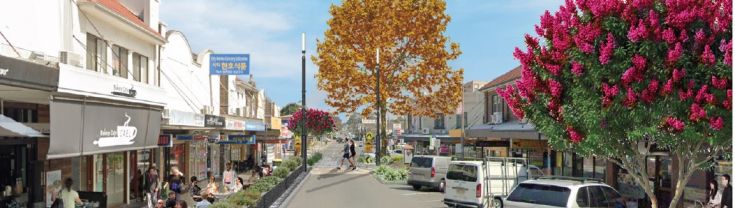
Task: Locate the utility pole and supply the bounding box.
[301,33,307,172]
[460,84,465,159]
[375,48,381,166]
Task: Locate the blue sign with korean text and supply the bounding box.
[210,54,250,75]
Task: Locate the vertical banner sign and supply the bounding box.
[210,54,250,75]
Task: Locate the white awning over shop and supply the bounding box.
[0,114,46,137]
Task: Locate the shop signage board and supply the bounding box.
[111,84,136,97]
[158,134,172,147]
[210,54,250,75]
[245,119,266,131]
[476,140,510,147]
[166,109,205,127]
[223,134,256,144]
[204,115,225,128]
[225,117,246,131]
[49,100,161,159]
[176,135,193,140]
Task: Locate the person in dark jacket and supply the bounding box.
[349,139,357,170]
[722,174,732,208]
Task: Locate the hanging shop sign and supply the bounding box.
[209,54,250,75]
[176,135,193,141]
[204,115,225,128]
[476,140,510,147]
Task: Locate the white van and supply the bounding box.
[443,158,544,208]
[408,155,452,191]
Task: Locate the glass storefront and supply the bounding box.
[107,153,125,206]
[190,141,208,180]
[210,143,220,177]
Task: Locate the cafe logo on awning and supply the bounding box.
[94,113,137,147]
[112,84,136,97]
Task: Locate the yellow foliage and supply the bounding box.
[313,0,463,117]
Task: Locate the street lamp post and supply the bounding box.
[301,33,308,172]
[375,48,381,166]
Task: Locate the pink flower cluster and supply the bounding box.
[701,45,716,65]
[571,62,584,76]
[640,80,659,104]
[549,80,563,98]
[287,108,336,135]
[599,33,616,65]
[601,83,619,107]
[711,76,728,89]
[566,127,584,143]
[688,103,707,122]
[627,19,648,42]
[496,85,526,119]
[709,117,724,130]
[724,90,732,110]
[664,116,686,133]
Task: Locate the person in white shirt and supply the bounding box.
[222,162,237,191]
[232,177,244,193]
[60,178,82,208]
[708,179,723,208]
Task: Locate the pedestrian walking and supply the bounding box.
[722,174,732,208]
[337,141,354,170]
[222,162,237,192]
[169,167,185,200]
[349,139,357,170]
[147,165,160,204]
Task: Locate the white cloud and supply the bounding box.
[160,0,304,78]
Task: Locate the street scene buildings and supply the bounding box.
[0,0,732,208]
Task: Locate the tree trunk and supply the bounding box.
[668,155,696,208]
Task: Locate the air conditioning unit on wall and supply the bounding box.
[60,51,82,67]
[492,112,503,124]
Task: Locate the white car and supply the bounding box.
[496,176,624,208]
[443,159,543,208]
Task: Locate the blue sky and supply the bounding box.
[160,0,564,116]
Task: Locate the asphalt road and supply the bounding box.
[284,141,447,208]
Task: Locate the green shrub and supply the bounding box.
[307,152,323,166]
[380,156,392,165]
[243,189,261,207]
[373,165,408,183]
[282,159,299,171]
[225,190,247,205]
[391,155,404,164]
[273,166,290,178]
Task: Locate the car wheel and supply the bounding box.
[492,197,503,208]
[438,179,446,192]
[412,185,421,191]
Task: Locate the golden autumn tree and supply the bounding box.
[313,0,463,154]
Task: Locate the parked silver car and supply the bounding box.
[497,176,624,208]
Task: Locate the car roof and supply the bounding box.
[449,161,483,166]
[520,179,610,189]
[414,155,451,159]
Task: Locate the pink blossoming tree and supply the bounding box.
[498,0,731,207]
[287,108,336,136]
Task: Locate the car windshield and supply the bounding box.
[506,183,571,207]
[446,164,477,182]
[411,157,432,168]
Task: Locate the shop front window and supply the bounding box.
[583,157,594,178]
[190,141,208,180]
[106,153,125,206]
[594,157,606,180]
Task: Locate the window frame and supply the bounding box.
[111,45,128,79]
[86,33,107,72]
[132,53,149,83]
[575,187,590,207]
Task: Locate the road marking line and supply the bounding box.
[401,192,433,196]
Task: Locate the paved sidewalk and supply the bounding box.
[282,142,446,208]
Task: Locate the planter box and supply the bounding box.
[253,165,308,208]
